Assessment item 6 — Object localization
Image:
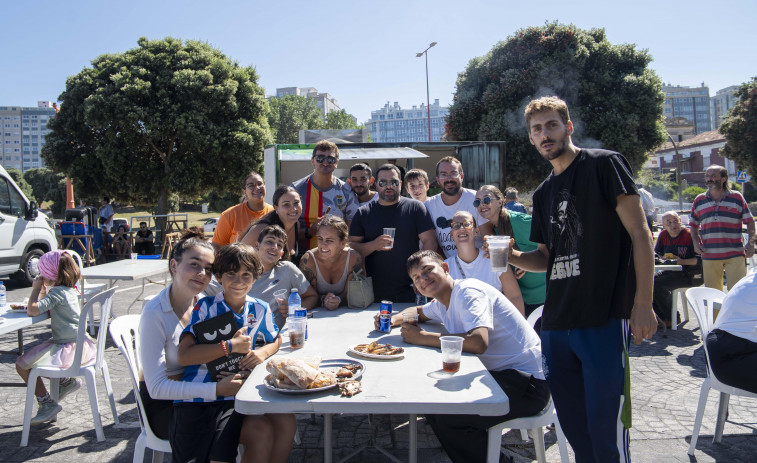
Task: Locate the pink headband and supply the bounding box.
[38,250,79,282]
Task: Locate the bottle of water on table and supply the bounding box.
[0,281,6,309]
[288,288,307,339]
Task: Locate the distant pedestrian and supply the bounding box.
[637,184,656,230]
[504,187,527,214]
[98,197,114,232]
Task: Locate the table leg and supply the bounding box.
[408,414,417,463]
[17,328,24,355]
[324,413,333,463]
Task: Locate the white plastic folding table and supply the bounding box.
[81,258,170,310]
[0,309,50,386]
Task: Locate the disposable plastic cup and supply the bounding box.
[383,228,396,249]
[402,312,419,326]
[289,317,307,350]
[488,236,510,272]
[130,253,138,264]
[440,336,464,373]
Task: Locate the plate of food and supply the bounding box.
[349,341,405,359]
[8,304,28,313]
[264,356,364,394]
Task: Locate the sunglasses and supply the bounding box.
[314,154,338,165]
[377,179,400,188]
[473,196,494,208]
[450,221,475,230]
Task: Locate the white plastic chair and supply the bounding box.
[66,250,108,335]
[671,287,691,330]
[21,287,119,446]
[685,287,757,455]
[487,304,570,463]
[110,315,172,463]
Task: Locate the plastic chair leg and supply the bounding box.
[713,392,730,443]
[151,451,166,463]
[133,432,146,463]
[554,417,570,462]
[50,377,60,402]
[83,368,105,442]
[688,382,711,455]
[520,429,529,441]
[20,370,42,447]
[486,423,505,463]
[101,362,120,425]
[531,427,547,463]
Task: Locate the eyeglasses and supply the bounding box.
[314,154,338,165]
[450,221,475,230]
[377,179,400,188]
[438,171,460,180]
[473,196,494,208]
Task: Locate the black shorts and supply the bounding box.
[169,401,243,463]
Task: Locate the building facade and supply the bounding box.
[654,130,738,188]
[710,85,739,130]
[663,84,712,135]
[1,101,55,172]
[274,87,341,117]
[364,99,448,143]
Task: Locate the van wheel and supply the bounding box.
[15,248,44,286]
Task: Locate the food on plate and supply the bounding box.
[354,342,404,356]
[338,380,362,397]
[335,363,363,379]
[10,304,27,311]
[266,356,336,390]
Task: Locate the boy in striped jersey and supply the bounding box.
[174,243,295,463]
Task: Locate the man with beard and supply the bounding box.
[349,164,438,302]
[291,140,359,251]
[348,163,378,205]
[424,156,491,258]
[689,165,754,292]
[507,96,657,463]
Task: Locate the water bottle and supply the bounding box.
[288,288,308,340]
[0,281,6,309]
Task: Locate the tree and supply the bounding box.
[23,168,67,215]
[267,94,324,144]
[720,77,757,184]
[325,109,359,130]
[6,168,35,201]
[446,22,667,189]
[42,37,272,215]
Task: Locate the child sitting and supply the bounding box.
[16,250,91,425]
[175,243,295,463]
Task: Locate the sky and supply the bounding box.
[1,0,755,124]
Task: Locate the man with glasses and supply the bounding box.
[291,140,359,250]
[689,164,754,292]
[347,163,378,205]
[212,171,273,248]
[425,156,491,258]
[349,164,437,303]
[134,221,155,255]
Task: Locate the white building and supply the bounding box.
[274,87,341,117]
[710,85,739,130]
[365,99,448,143]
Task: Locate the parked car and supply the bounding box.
[112,218,130,232]
[203,217,219,234]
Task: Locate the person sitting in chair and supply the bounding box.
[134,222,155,255]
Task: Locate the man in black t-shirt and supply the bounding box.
[349,164,438,302]
[133,221,154,255]
[508,96,656,463]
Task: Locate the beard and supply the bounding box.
[378,189,398,203]
[352,185,368,195]
[442,181,461,196]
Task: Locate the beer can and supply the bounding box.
[379,300,393,332]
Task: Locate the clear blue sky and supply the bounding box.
[1,0,755,124]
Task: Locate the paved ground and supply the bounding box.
[1,275,755,462]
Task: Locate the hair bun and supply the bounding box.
[180,227,206,242]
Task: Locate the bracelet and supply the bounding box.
[220,341,228,357]
[226,340,232,357]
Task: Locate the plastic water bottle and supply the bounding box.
[0,281,6,309]
[288,288,307,339]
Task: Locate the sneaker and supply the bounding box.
[31,401,62,425]
[58,379,81,402]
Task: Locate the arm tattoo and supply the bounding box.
[351,253,363,275]
[301,265,317,288]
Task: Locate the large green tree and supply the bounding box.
[267,94,324,144]
[42,37,272,214]
[447,22,667,189]
[325,109,359,130]
[720,77,757,182]
[6,168,35,200]
[23,168,67,215]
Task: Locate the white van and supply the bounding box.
[0,165,58,285]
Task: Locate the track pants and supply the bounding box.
[541,318,631,463]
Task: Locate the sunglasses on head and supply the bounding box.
[473,196,494,208]
[314,154,338,165]
[450,221,475,230]
[377,179,400,188]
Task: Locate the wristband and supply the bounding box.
[220,341,228,357]
[226,340,233,357]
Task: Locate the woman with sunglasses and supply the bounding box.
[476,185,546,319]
[241,185,303,264]
[445,211,526,315]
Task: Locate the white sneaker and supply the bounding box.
[31,401,62,425]
[58,379,81,402]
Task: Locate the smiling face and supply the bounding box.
[408,256,451,299]
[450,211,477,249]
[528,110,573,161]
[243,173,266,205]
[406,178,429,202]
[170,246,214,296]
[317,225,346,259]
[217,266,256,302]
[436,161,463,197]
[376,169,401,204]
[474,189,502,222]
[256,234,285,267]
[274,192,302,226]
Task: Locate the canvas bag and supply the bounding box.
[347,269,374,309]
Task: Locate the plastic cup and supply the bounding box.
[487,236,510,272]
[440,336,463,373]
[130,253,138,264]
[383,228,396,249]
[402,311,419,326]
[289,317,307,349]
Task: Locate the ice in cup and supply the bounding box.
[289,317,307,349]
[487,236,510,272]
[383,228,396,250]
[131,253,138,264]
[402,311,419,326]
[440,336,464,373]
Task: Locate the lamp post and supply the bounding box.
[667,134,684,211]
[416,41,437,142]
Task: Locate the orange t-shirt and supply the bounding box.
[212,201,274,246]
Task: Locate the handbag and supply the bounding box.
[347,269,374,309]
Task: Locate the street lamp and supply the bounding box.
[667,134,684,211]
[416,41,437,142]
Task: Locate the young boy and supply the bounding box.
[384,250,549,463]
[175,243,294,463]
[404,168,430,203]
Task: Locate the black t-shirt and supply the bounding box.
[136,229,153,240]
[530,149,638,330]
[349,196,434,302]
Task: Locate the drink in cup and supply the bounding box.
[487,236,510,272]
[383,228,395,250]
[289,317,306,349]
[402,311,419,326]
[131,253,138,264]
[440,336,464,373]
[379,300,393,332]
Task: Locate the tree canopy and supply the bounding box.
[6,168,34,201]
[325,109,359,130]
[23,168,67,215]
[267,94,324,144]
[720,77,757,182]
[446,22,667,189]
[42,37,272,214]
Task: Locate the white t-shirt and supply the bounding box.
[445,251,502,291]
[359,192,379,205]
[422,279,543,377]
[425,188,487,258]
[713,269,757,343]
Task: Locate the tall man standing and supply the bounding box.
[508,96,657,462]
[689,165,754,292]
[424,156,491,258]
[349,164,438,302]
[291,140,359,250]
